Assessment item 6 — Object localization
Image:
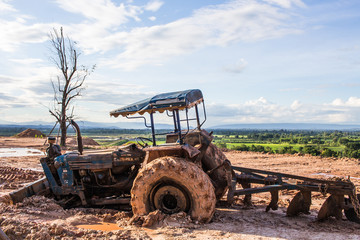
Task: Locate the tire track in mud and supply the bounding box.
[0,166,44,190]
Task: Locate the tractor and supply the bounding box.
[5,89,360,224]
[40,89,230,223]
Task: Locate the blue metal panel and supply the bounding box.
[40,159,59,189]
[67,154,112,170]
[55,154,75,186]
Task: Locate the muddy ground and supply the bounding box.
[0,136,360,239]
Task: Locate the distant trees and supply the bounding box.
[48,27,95,146]
[344,141,360,158]
[211,129,360,159]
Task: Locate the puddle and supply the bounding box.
[312,172,360,180]
[76,222,123,231]
[0,148,45,157]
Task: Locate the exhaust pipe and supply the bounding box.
[70,120,83,155]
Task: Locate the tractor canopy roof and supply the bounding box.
[110,89,203,117]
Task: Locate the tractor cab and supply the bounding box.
[110,89,207,147]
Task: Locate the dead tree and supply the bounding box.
[49,27,95,146]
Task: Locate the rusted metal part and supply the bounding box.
[144,145,186,164]
[318,194,344,221]
[233,184,290,195]
[232,166,355,195]
[181,144,201,158]
[8,177,49,204]
[344,194,360,223]
[286,191,311,216]
[240,181,252,206]
[227,178,237,204]
[231,165,357,220]
[266,190,279,212]
[233,166,354,187]
[348,184,360,218]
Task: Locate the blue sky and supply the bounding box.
[0,0,360,127]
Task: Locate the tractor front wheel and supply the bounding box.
[131,157,216,223]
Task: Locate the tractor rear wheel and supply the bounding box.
[131,156,216,223]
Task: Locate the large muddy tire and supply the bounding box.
[131,156,216,223]
[203,143,231,199]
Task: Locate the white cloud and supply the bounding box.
[207,96,360,124]
[145,0,164,12]
[331,97,360,107]
[290,100,302,110]
[0,0,305,68]
[331,98,344,106]
[0,1,55,52]
[346,97,360,107]
[0,0,161,53]
[245,97,268,105]
[149,16,156,21]
[98,0,305,70]
[0,19,52,52]
[0,63,58,110]
[0,0,16,12]
[55,0,143,27]
[223,59,248,73]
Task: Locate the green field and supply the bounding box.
[210,129,360,158]
[226,142,307,151]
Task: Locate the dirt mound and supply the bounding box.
[15,128,45,138]
[66,137,99,146]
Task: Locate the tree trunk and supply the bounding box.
[60,85,67,146]
[60,120,67,147]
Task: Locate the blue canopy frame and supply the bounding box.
[110,89,203,117]
[110,89,206,146]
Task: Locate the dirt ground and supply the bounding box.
[0,136,360,239]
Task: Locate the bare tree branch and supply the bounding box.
[49,109,60,122]
[48,27,95,146]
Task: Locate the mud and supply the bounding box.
[0,166,43,191]
[0,137,360,239]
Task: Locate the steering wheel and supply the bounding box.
[135,137,153,148]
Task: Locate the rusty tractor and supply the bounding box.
[5,89,360,224]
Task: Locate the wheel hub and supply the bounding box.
[152,184,190,214]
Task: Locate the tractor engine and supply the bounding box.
[43,143,145,203]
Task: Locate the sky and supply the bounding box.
[0,0,360,128]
